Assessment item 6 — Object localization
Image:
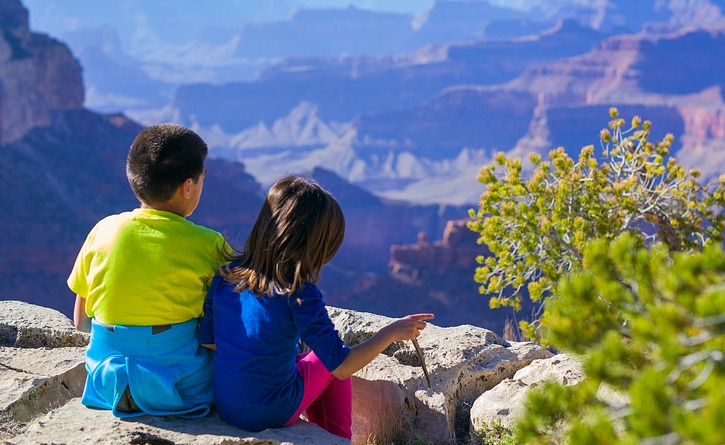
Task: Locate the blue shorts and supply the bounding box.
[82,318,214,418]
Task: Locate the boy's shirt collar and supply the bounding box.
[132,208,188,222]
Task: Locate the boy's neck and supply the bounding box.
[140,201,187,218]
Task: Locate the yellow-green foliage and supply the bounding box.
[477,419,517,445]
[468,108,725,316]
[516,234,725,445]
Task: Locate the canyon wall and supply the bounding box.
[0,0,83,145]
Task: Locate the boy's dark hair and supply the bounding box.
[222,175,345,296]
[126,124,208,204]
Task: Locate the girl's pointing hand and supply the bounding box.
[384,313,435,342]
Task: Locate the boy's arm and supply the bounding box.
[73,295,92,333]
[197,277,217,350]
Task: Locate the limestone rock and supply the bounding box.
[328,307,553,444]
[0,0,29,40]
[389,220,483,278]
[0,301,89,348]
[469,353,584,432]
[0,302,346,445]
[0,300,566,445]
[9,398,347,445]
[512,352,584,387]
[0,346,86,440]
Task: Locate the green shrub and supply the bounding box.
[468,109,725,338]
[515,234,725,444]
[477,419,517,445]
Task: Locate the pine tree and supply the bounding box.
[468,108,725,337]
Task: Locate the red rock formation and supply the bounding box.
[507,33,644,108]
[505,27,725,174]
[389,220,484,280]
[320,219,531,333]
[680,102,725,140]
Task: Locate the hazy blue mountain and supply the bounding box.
[634,30,725,94]
[171,15,725,204]
[408,0,531,45]
[234,7,416,58]
[29,0,723,126]
[62,27,174,111]
[172,19,605,133]
[18,0,591,115]
[166,18,608,204]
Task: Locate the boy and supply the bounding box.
[68,124,227,418]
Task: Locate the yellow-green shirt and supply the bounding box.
[68,208,227,326]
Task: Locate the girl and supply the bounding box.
[198,175,433,440]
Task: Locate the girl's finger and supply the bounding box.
[406,313,435,321]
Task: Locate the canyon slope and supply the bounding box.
[4,0,725,332]
[1,0,484,329]
[0,0,259,315]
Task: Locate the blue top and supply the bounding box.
[198,273,350,431]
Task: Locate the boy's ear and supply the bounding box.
[183,178,192,199]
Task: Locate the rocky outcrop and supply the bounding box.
[0,301,348,445]
[0,300,88,439]
[0,300,563,445]
[323,219,535,333]
[389,220,483,279]
[0,300,88,348]
[329,307,552,444]
[11,398,349,445]
[0,0,83,145]
[469,354,584,432]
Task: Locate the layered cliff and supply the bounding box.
[0,0,262,314]
[0,0,83,145]
[506,27,725,183]
[166,7,725,205]
[507,28,725,106]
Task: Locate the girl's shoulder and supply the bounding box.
[222,260,243,272]
[210,266,242,295]
[214,262,242,286]
[289,283,324,303]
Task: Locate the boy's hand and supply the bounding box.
[384,313,434,342]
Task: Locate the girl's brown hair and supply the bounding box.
[222,175,345,296]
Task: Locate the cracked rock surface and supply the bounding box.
[1,301,564,445]
[328,307,553,444]
[0,301,346,445]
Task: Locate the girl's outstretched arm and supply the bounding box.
[331,313,434,380]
